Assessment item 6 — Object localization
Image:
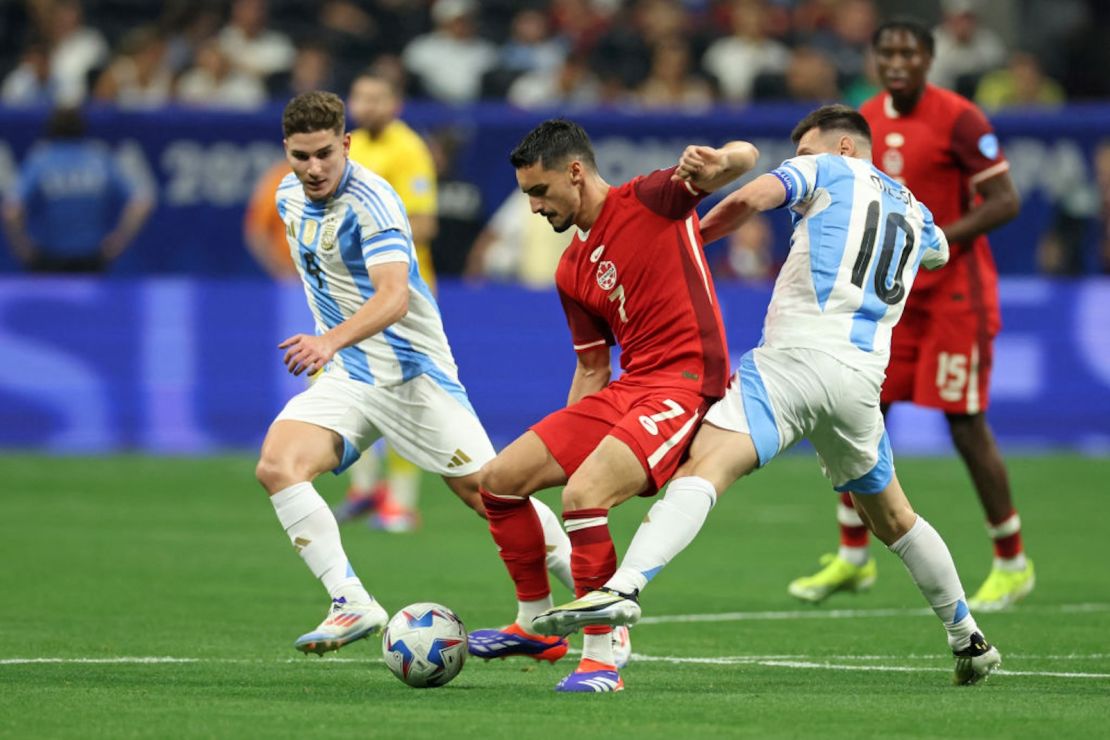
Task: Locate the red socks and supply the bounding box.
[481,488,549,601]
[838,492,870,548]
[563,507,616,637]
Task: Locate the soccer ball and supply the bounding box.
[381,603,468,688]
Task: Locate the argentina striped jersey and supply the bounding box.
[763,153,949,372]
[276,160,466,396]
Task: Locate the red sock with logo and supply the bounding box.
[481,489,549,601]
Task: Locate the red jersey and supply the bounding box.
[860,85,1007,312]
[555,167,729,399]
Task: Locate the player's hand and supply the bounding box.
[278,333,336,376]
[672,145,722,184]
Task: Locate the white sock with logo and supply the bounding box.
[888,516,980,650]
[271,482,371,604]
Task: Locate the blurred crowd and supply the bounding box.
[1,0,1108,112]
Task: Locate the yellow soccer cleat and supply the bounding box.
[787,553,877,603]
[967,559,1035,612]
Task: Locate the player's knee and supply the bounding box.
[561,482,606,512]
[946,413,983,451]
[479,458,525,498]
[255,454,301,494]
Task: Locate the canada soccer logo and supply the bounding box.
[596,260,617,290]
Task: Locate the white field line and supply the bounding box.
[636,602,1110,625]
[3,653,1109,680]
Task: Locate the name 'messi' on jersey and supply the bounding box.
[275,160,464,393]
[764,153,950,372]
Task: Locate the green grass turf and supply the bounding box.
[2,453,1108,739]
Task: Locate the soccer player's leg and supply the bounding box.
[822,399,1001,687]
[920,308,1033,611]
[464,429,574,662]
[787,311,922,602]
[258,379,389,655]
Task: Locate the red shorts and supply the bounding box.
[531,379,712,494]
[882,298,1000,414]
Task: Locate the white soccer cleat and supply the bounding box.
[531,588,641,637]
[294,596,389,656]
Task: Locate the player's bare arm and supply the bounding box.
[700,173,788,244]
[939,171,1021,246]
[672,141,759,194]
[278,260,409,376]
[566,345,611,406]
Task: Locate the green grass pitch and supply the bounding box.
[2,453,1108,739]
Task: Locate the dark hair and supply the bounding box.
[352,67,402,98]
[509,118,597,171]
[282,90,345,137]
[790,104,872,145]
[47,106,85,138]
[872,17,935,56]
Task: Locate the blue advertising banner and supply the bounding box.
[1,277,1107,456]
[1,103,1108,275]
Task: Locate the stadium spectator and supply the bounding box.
[706,211,774,282]
[2,106,152,272]
[401,0,497,104]
[176,38,267,110]
[480,7,565,99]
[1,38,55,107]
[635,35,713,109]
[788,19,1033,614]
[804,0,877,89]
[217,0,295,81]
[91,27,173,109]
[465,119,757,692]
[267,41,336,100]
[463,189,570,287]
[929,0,1007,96]
[700,0,791,105]
[755,45,840,102]
[256,91,573,658]
[507,53,603,110]
[536,103,1003,689]
[35,0,109,105]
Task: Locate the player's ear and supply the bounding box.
[568,160,583,185]
[839,135,856,157]
[342,132,351,156]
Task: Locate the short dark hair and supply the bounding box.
[872,17,935,56]
[509,118,597,171]
[790,104,872,146]
[47,106,85,138]
[351,67,402,98]
[282,91,345,137]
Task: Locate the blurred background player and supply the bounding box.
[259,91,573,655]
[334,66,440,532]
[3,105,152,272]
[787,18,1032,613]
[244,158,298,279]
[538,104,1001,687]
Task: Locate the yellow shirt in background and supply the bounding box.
[348,120,438,289]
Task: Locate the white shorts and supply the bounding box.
[704,346,893,493]
[274,372,495,478]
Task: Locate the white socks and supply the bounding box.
[582,630,615,666]
[515,596,554,632]
[271,482,371,604]
[531,497,574,592]
[888,515,979,649]
[605,476,718,595]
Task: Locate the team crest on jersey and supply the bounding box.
[319,214,340,252]
[882,148,904,177]
[596,260,617,290]
[590,245,605,263]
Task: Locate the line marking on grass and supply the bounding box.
[637,602,1110,625]
[4,653,1109,681]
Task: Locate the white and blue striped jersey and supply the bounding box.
[762,153,949,372]
[276,161,468,399]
